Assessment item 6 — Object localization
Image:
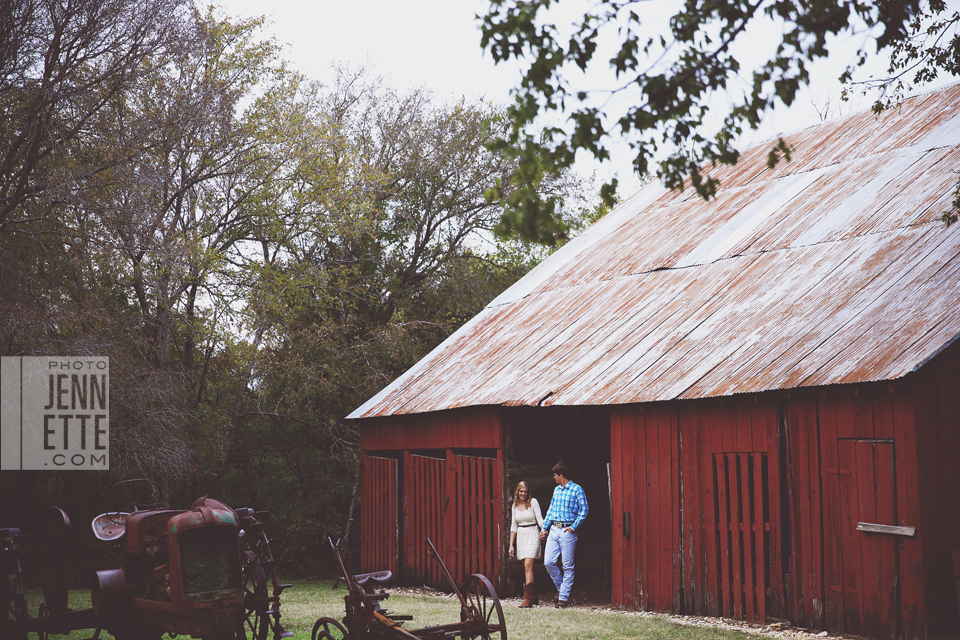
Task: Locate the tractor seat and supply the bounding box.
[352,570,392,586]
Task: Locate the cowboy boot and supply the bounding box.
[529,582,539,606]
[519,583,534,608]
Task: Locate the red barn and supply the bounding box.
[348,85,960,640]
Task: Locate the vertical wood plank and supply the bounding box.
[765,400,786,620]
[482,457,491,578]
[611,410,625,606]
[804,398,823,630]
[494,446,504,589]
[677,404,697,613]
[730,453,744,620]
[622,410,637,609]
[403,450,414,581]
[853,391,875,439]
[717,453,732,618]
[644,407,657,611]
[738,453,757,621]
[818,394,845,634]
[753,451,767,622]
[874,443,897,640]
[856,441,881,640]
[670,405,683,614]
[703,407,720,617]
[892,389,924,639]
[838,440,861,636]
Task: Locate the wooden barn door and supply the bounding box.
[361,454,399,575]
[402,452,446,585]
[825,440,899,640]
[610,406,681,612]
[445,453,498,585]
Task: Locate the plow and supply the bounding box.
[313,538,506,640]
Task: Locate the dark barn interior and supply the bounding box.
[503,407,611,600]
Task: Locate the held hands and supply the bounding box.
[540,527,572,540]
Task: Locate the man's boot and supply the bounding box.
[519,584,534,608]
[529,583,539,606]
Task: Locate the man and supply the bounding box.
[539,461,588,608]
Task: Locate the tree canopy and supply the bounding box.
[479,0,960,243]
[0,0,593,577]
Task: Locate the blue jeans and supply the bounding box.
[544,527,577,602]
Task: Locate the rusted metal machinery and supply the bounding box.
[1,497,290,640]
[313,538,506,640]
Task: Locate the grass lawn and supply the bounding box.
[21,581,764,640]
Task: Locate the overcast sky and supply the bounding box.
[216,0,958,194]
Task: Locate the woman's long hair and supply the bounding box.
[513,480,532,508]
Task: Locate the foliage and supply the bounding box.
[478,0,960,244]
[0,3,594,580]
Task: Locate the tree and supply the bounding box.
[211,67,591,567]
[479,0,960,243]
[0,0,190,228]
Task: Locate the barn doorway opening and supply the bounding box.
[504,406,612,605]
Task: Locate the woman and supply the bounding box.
[508,480,543,608]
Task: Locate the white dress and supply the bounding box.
[510,498,544,560]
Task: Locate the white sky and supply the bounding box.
[216,0,959,196]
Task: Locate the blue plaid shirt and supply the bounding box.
[542,480,588,532]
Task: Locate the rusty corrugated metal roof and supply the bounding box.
[348,84,960,419]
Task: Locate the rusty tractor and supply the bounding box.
[1,497,290,640]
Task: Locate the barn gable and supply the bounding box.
[350,85,960,640]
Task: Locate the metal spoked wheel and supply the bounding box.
[463,574,507,640]
[237,557,269,640]
[311,616,347,640]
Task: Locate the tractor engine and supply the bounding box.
[92,498,244,636]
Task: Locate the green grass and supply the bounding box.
[20,582,763,640]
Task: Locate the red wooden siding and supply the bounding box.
[402,452,445,585]
[446,453,499,584]
[359,409,502,451]
[361,454,398,575]
[610,404,680,612]
[675,398,784,624]
[787,392,824,629]
[610,382,938,639]
[912,345,960,639]
[819,384,928,639]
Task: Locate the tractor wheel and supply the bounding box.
[237,557,269,640]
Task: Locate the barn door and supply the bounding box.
[361,454,399,575]
[402,452,445,585]
[610,408,680,612]
[446,453,498,585]
[828,440,898,640]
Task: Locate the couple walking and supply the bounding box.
[508,462,589,608]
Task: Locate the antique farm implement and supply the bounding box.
[1,497,290,640]
[313,538,506,640]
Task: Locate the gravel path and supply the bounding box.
[391,587,836,640]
